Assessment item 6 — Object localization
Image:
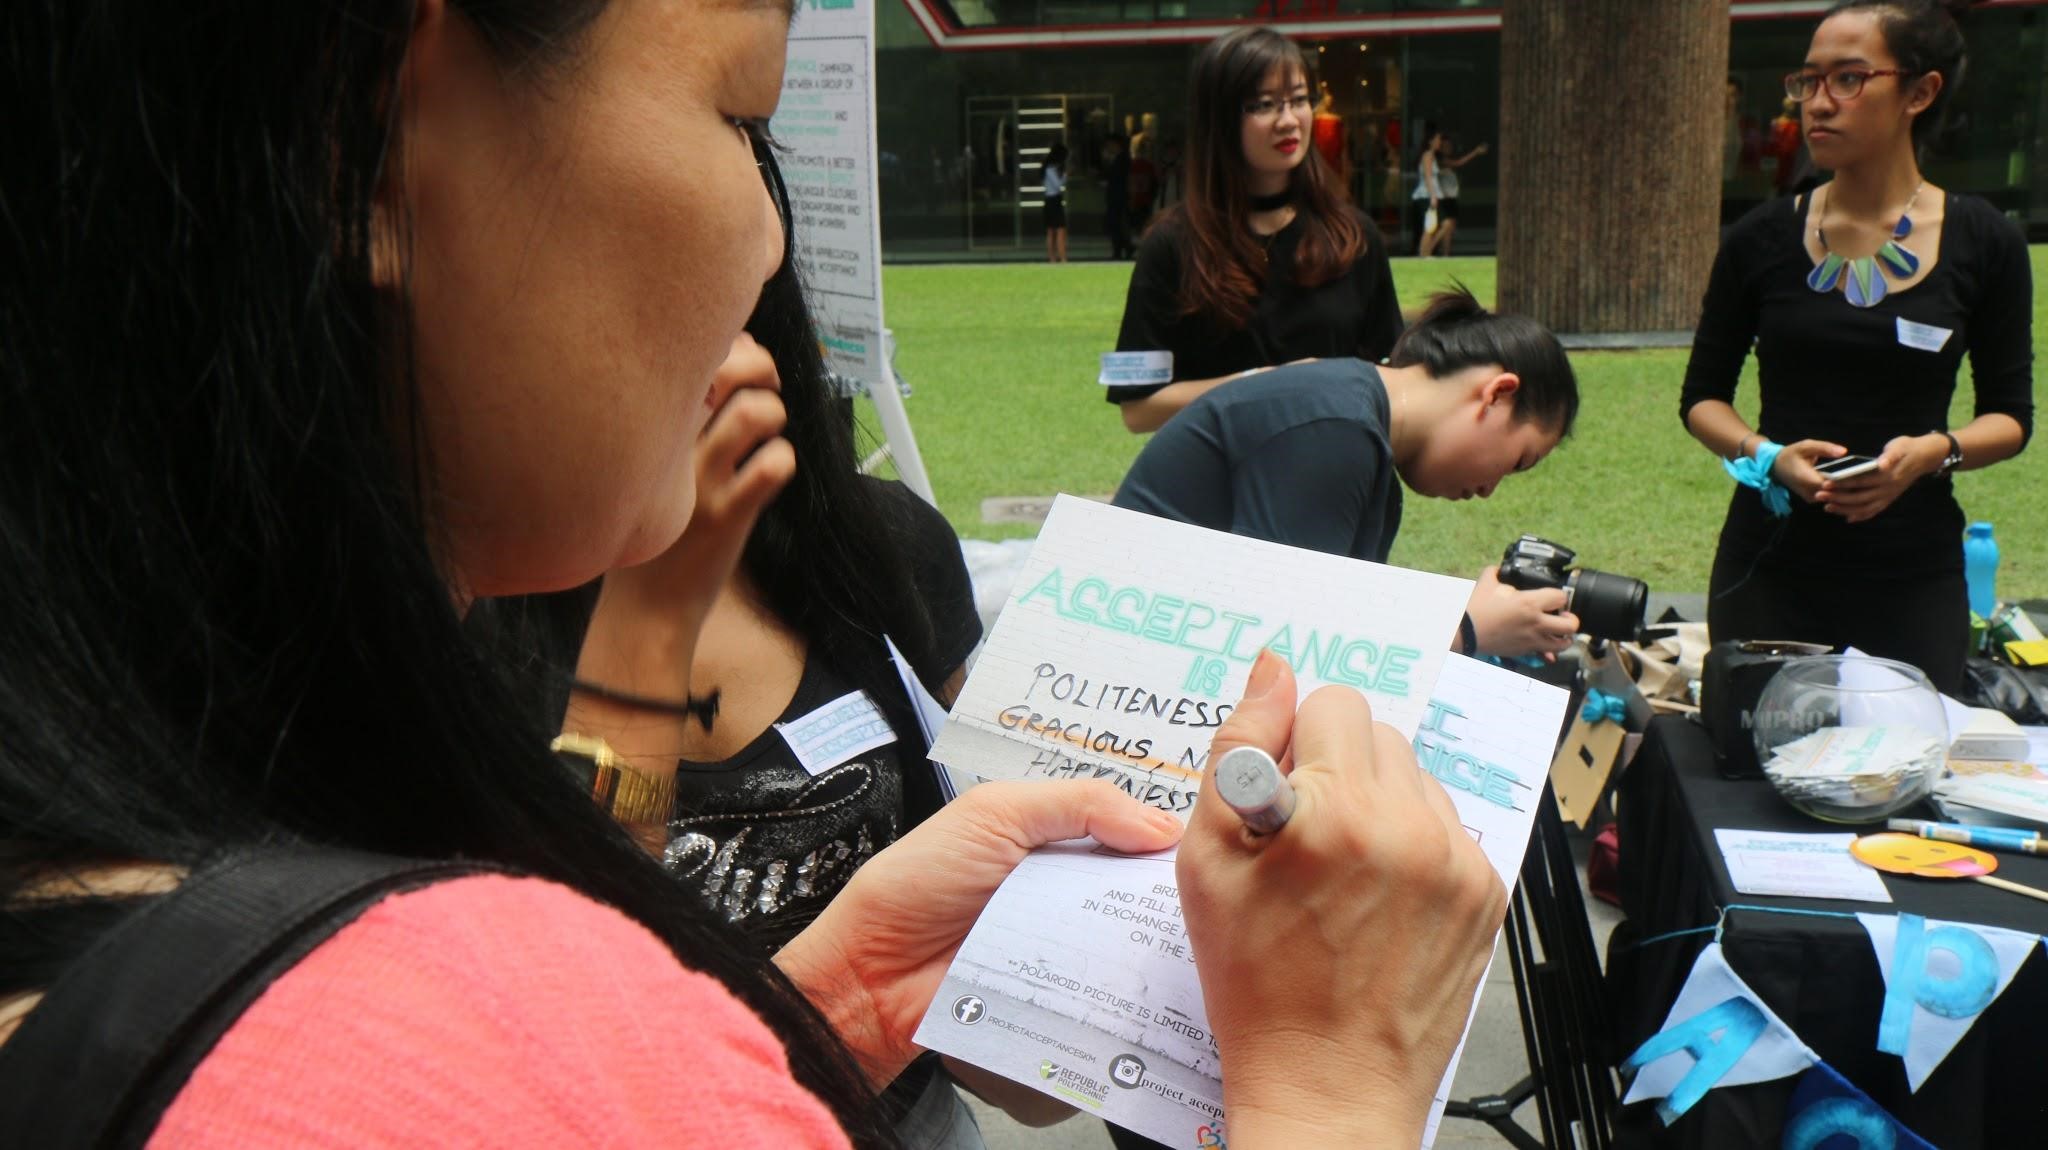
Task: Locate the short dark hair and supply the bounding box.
[1823,0,1981,150]
[1389,287,1579,436]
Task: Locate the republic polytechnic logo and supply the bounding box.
[951,995,986,1025]
[1036,1059,1110,1108]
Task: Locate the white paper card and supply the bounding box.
[916,654,1567,1149]
[887,634,978,802]
[1415,657,1572,1146]
[1858,913,2041,1090]
[1623,943,1817,1107]
[1713,829,1893,904]
[1100,350,1175,388]
[1895,317,1954,353]
[928,496,1474,815]
[1933,773,2048,827]
[2025,726,2048,766]
[775,690,895,777]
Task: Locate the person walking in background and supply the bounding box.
[1681,0,2031,694]
[1103,133,1134,259]
[1428,133,1487,257]
[1108,27,1402,434]
[1409,124,1443,256]
[1412,128,1488,258]
[1042,141,1069,263]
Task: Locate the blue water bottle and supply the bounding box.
[1964,522,2000,620]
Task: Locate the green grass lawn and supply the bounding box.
[871,250,2048,596]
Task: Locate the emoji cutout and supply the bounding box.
[1852,832,2048,904]
[1851,833,1996,877]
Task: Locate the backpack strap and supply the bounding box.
[0,848,498,1149]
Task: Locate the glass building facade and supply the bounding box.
[874,0,2048,261]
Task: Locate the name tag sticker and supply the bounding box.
[1099,350,1173,388]
[1896,317,1953,353]
[777,690,896,776]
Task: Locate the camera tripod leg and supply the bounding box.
[1442,1076,1547,1150]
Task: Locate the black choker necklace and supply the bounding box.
[1248,190,1292,212]
[571,677,721,731]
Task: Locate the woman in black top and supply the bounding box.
[1108,27,1403,434]
[1681,0,2031,693]
[562,255,1070,1144]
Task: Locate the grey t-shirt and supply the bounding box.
[1112,358,1403,563]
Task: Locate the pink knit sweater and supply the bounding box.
[147,874,854,1148]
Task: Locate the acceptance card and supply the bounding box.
[916,654,1569,1149]
[928,495,1475,814]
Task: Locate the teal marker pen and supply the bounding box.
[1887,818,2045,855]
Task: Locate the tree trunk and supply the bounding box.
[1498,0,1730,333]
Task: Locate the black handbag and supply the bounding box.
[1956,657,2048,725]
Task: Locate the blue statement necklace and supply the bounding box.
[1807,181,1923,308]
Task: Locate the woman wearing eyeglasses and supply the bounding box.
[1108,27,1404,434]
[1680,0,2030,693]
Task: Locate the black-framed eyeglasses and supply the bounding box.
[747,121,795,242]
[1783,67,1916,103]
[1241,93,1313,121]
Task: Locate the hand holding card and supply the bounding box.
[775,780,1182,1088]
[1177,654,1510,1146]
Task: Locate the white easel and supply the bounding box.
[782,0,934,508]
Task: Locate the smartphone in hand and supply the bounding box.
[1814,454,1880,481]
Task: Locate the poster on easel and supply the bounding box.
[775,0,933,503]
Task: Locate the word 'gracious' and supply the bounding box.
[1015,566,1422,697]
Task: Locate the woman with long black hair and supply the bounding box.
[0,2,1507,1145]
[1682,0,2032,693]
[1108,27,1404,434]
[557,231,1054,1145]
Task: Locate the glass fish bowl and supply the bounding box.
[1752,655,1949,824]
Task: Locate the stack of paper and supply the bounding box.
[1946,705,2031,762]
[1933,771,2048,834]
[1762,725,1945,811]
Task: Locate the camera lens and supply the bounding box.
[1564,568,1648,642]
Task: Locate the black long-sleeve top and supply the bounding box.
[1679,191,2034,573]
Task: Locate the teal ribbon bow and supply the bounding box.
[1723,441,1792,517]
[1581,688,1628,725]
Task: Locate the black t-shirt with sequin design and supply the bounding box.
[661,486,982,954]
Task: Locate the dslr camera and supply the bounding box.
[1497,535,1649,643]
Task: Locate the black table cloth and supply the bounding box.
[1607,715,2048,1148]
